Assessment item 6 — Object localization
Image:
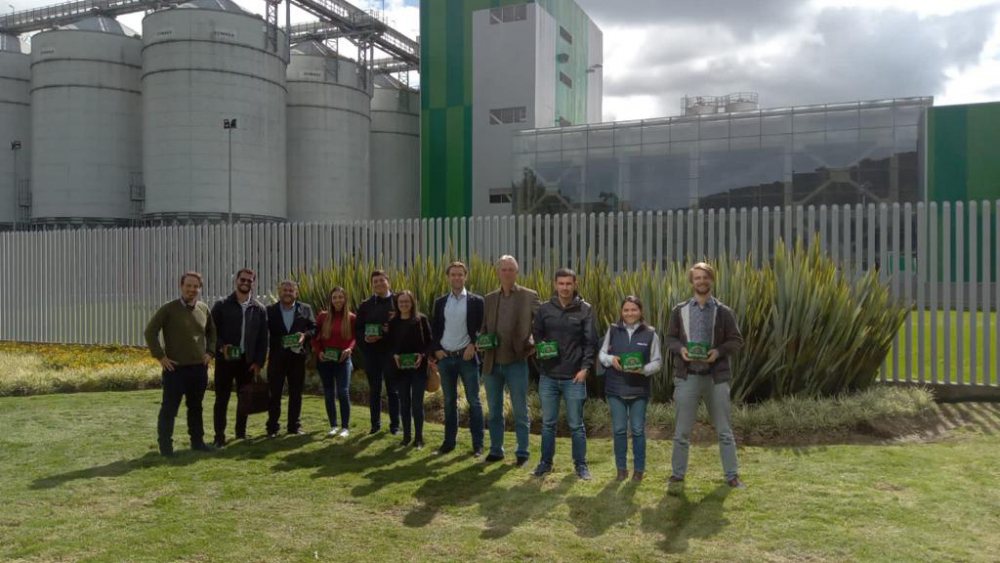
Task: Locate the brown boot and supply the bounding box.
[616,469,629,481]
[632,471,644,482]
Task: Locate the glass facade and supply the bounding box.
[512,97,932,214]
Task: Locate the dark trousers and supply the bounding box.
[364,349,399,432]
[157,364,208,452]
[267,351,306,434]
[213,358,252,440]
[396,367,427,440]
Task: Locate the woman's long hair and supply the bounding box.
[321,286,352,340]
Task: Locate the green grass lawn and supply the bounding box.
[887,311,999,385]
[1,391,998,561]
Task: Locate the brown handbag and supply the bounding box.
[426,364,441,393]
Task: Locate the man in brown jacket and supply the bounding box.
[664,261,745,489]
[479,255,540,466]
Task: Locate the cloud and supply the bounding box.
[599,4,999,120]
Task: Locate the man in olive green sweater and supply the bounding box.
[144,271,217,456]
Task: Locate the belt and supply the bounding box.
[442,349,465,358]
[687,367,712,376]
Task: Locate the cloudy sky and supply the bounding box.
[11,0,1000,122]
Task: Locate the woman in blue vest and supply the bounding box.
[599,296,663,482]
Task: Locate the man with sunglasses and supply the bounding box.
[211,268,269,446]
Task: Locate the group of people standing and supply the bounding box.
[144,256,745,488]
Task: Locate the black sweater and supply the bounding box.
[389,314,433,356]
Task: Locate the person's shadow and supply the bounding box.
[271,432,382,475]
[565,479,640,538]
[30,433,318,490]
[640,484,732,554]
[348,450,464,497]
[477,473,576,539]
[402,461,515,528]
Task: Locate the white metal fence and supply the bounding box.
[1,202,997,386]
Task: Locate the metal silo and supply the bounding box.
[0,34,29,228]
[29,17,142,226]
[286,40,371,222]
[370,77,419,219]
[142,0,288,223]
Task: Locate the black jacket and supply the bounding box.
[266,301,317,356]
[211,293,269,366]
[355,293,396,353]
[430,290,485,355]
[532,294,597,379]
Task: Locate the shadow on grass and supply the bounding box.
[29,433,317,490]
[566,479,641,538]
[640,484,732,554]
[478,473,577,539]
[402,462,516,528]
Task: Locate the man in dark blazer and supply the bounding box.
[265,280,316,437]
[429,261,485,457]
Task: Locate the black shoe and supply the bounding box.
[532,463,553,477]
[235,433,247,440]
[400,436,412,447]
[515,455,529,467]
[369,427,381,436]
[414,439,425,450]
[435,444,455,455]
[389,427,400,436]
[288,428,304,436]
[160,447,175,458]
[472,447,484,459]
[212,436,226,448]
[191,442,216,452]
[575,465,592,481]
[484,453,504,463]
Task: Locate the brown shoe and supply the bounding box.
[616,469,628,481]
[632,471,644,482]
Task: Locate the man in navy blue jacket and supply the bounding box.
[429,261,485,457]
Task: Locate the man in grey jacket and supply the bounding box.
[531,268,597,480]
[665,262,745,489]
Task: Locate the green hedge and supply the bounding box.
[293,240,908,403]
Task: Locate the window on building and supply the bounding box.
[489,189,513,204]
[559,72,573,88]
[489,106,528,124]
[559,26,573,44]
[490,4,527,24]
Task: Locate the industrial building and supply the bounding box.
[0,0,420,229]
[419,0,603,218]
[2,0,998,228]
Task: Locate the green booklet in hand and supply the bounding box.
[476,333,498,350]
[687,341,710,361]
[321,348,341,362]
[282,334,301,349]
[398,353,419,369]
[365,323,383,337]
[225,345,243,360]
[536,341,559,360]
[619,351,644,373]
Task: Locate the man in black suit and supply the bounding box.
[428,261,485,457]
[265,280,316,437]
[354,269,399,435]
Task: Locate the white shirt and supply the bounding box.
[440,288,471,352]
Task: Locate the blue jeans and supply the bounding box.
[317,359,352,429]
[484,360,530,459]
[607,395,648,472]
[672,375,739,480]
[438,356,484,450]
[539,374,587,468]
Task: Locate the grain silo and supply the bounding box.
[29,17,142,226]
[142,0,288,223]
[0,34,29,227]
[370,76,419,219]
[286,40,371,222]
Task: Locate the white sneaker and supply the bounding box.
[327,427,340,437]
[338,428,350,438]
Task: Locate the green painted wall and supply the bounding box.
[420,0,594,218]
[928,102,1000,202]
